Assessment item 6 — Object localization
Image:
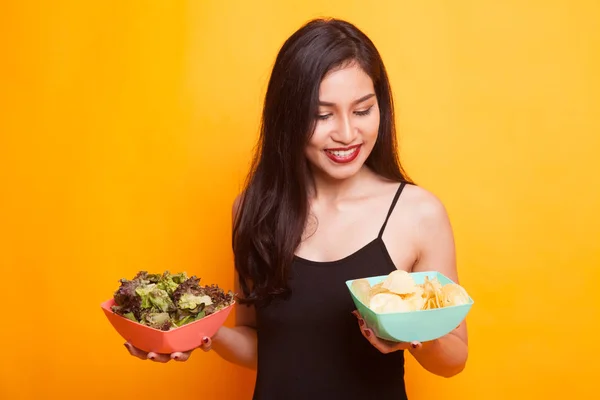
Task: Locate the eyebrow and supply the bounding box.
[318,93,376,107]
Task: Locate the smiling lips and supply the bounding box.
[324,144,362,164]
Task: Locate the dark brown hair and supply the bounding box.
[233,18,413,307]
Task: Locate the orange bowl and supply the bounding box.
[100,298,234,353]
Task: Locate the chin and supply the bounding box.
[316,160,366,181]
[306,147,373,182]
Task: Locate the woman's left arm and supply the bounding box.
[408,193,468,378]
[353,190,469,377]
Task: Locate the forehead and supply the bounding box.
[318,64,375,103]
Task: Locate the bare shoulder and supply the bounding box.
[393,183,457,276]
[400,184,451,226]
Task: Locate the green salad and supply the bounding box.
[111,271,235,331]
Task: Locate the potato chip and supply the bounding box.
[429,276,443,292]
[417,276,447,310]
[381,270,418,295]
[407,285,424,300]
[350,279,372,305]
[368,282,389,298]
[403,290,425,311]
[352,270,470,315]
[369,293,413,313]
[441,283,470,306]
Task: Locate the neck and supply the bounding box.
[307,165,372,202]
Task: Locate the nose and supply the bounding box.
[332,114,356,144]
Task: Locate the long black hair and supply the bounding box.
[233,18,413,307]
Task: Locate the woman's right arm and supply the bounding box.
[208,271,257,370]
[200,193,258,369]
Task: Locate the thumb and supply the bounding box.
[170,351,190,362]
[200,336,212,352]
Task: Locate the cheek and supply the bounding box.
[305,133,323,162]
[306,129,327,152]
[362,114,380,142]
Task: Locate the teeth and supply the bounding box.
[327,148,356,157]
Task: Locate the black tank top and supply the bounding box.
[253,182,409,400]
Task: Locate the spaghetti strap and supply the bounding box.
[378,182,407,238]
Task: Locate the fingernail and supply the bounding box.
[365,330,371,337]
[359,319,365,327]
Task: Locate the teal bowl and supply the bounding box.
[345,271,474,343]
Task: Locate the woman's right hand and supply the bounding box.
[124,335,214,363]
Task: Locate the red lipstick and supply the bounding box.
[323,144,361,164]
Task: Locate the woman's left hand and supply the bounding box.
[352,310,422,354]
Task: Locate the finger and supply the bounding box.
[377,335,420,351]
[351,310,360,318]
[170,351,190,362]
[354,316,412,354]
[385,339,416,351]
[147,352,171,363]
[199,336,212,352]
[124,342,147,360]
[355,314,366,329]
[408,341,422,350]
[354,315,372,339]
[359,327,415,353]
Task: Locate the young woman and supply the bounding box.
[126,17,469,399]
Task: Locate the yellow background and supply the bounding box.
[1,1,599,399]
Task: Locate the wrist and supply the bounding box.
[210,325,230,344]
[411,338,441,355]
[422,338,441,349]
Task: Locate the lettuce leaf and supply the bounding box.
[110,270,234,331]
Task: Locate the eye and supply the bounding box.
[316,113,332,120]
[354,106,373,116]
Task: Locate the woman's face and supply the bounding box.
[305,63,380,182]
